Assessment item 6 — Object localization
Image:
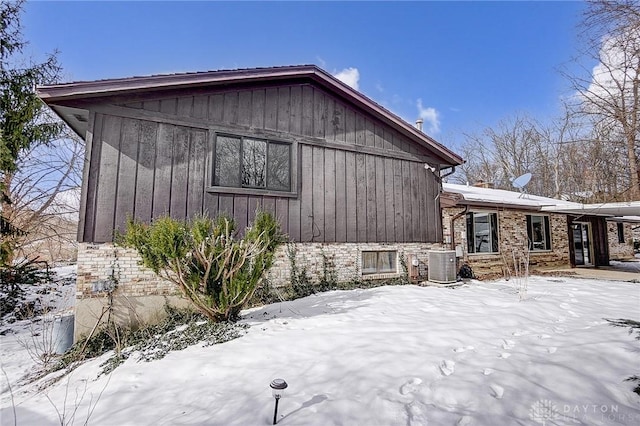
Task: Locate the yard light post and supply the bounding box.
[270,378,288,425]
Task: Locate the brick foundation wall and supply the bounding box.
[77,243,177,298]
[77,241,443,301]
[607,222,635,260]
[73,241,442,338]
[266,242,442,285]
[442,208,570,278]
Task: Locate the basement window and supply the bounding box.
[527,215,552,251]
[362,251,397,275]
[466,212,499,254]
[213,134,291,192]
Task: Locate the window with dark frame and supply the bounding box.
[362,251,397,275]
[466,212,499,254]
[213,134,291,192]
[526,215,551,251]
[617,222,625,243]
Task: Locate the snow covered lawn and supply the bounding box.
[2,274,640,425]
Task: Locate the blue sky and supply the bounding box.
[22,1,589,150]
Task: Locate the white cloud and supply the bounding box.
[333,67,360,90]
[416,99,441,134]
[583,32,639,116]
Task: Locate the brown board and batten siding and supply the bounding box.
[80,82,442,244]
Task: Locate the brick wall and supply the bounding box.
[607,222,635,260]
[266,242,441,285]
[74,238,448,340]
[76,243,176,299]
[77,241,443,301]
[442,208,570,278]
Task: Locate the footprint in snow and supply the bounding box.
[406,402,429,426]
[400,378,423,395]
[538,334,551,339]
[512,329,528,337]
[553,326,566,334]
[556,316,566,323]
[457,416,473,426]
[502,339,515,350]
[499,352,511,359]
[483,368,495,376]
[440,360,455,376]
[547,347,557,354]
[453,345,475,353]
[489,384,505,399]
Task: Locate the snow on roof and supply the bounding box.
[442,183,583,210]
[442,183,640,217]
[541,202,640,217]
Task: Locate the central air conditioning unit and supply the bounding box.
[428,250,457,284]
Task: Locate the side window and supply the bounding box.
[617,222,625,244]
[213,134,291,192]
[466,212,499,254]
[527,215,551,251]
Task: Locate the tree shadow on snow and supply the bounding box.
[243,289,379,325]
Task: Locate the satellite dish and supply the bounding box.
[511,172,532,197]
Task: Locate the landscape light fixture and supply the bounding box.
[270,378,288,425]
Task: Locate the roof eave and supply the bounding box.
[37,65,463,167]
[441,192,545,211]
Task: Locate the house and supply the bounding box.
[606,216,639,260]
[37,65,464,338]
[441,182,640,278]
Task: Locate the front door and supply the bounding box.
[572,222,592,266]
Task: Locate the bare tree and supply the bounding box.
[451,114,559,197]
[454,130,502,186]
[563,0,640,200]
[8,124,83,262]
[1,1,81,265]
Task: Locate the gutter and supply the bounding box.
[440,166,456,180]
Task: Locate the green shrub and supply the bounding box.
[0,259,53,317]
[119,212,284,322]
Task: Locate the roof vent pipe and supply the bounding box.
[415,118,423,131]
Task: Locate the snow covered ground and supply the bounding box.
[610,259,640,274]
[1,267,640,425]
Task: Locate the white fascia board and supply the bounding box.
[541,202,640,216]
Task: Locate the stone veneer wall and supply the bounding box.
[265,242,441,286]
[74,241,441,339]
[607,222,635,260]
[442,208,570,278]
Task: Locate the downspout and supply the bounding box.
[435,190,441,235]
[435,165,457,244]
[450,205,469,251]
